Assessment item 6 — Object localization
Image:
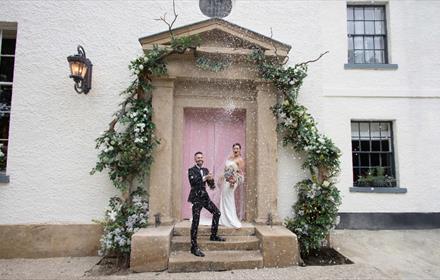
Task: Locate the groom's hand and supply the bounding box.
[206,173,213,181]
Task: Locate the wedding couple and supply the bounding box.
[187,143,245,257]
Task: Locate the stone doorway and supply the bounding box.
[141,18,291,225]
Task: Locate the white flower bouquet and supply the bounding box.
[224,165,243,185]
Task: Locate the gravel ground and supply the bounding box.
[1,229,440,280]
[0,257,387,280]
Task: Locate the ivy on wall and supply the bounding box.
[91,39,201,263]
[250,50,342,254]
[91,5,342,263]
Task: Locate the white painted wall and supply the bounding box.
[0,0,439,224]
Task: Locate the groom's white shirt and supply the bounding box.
[196,165,207,182]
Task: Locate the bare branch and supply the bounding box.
[295,51,329,68]
[268,27,289,65]
[170,0,178,32]
[269,28,280,64]
[154,0,178,39]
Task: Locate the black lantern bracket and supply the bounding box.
[67,45,93,94]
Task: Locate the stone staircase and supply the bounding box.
[130,221,300,273]
[168,220,263,272]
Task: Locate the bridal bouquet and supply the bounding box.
[224,166,242,185]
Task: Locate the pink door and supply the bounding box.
[182,108,246,221]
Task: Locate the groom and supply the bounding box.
[188,151,225,257]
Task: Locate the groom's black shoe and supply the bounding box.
[210,235,226,242]
[190,247,205,257]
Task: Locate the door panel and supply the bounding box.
[182,108,246,220]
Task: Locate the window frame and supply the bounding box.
[346,4,392,66]
[351,120,397,188]
[0,24,17,179]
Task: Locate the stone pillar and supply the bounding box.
[130,226,174,272]
[255,82,281,225]
[149,79,175,225]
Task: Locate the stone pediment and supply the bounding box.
[139,18,291,57]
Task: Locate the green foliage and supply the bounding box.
[195,56,231,72]
[170,35,202,52]
[356,166,396,187]
[91,35,201,259]
[251,49,342,254]
[90,98,159,191]
[96,189,149,256]
[285,179,341,253]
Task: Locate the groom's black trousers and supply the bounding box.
[191,200,221,249]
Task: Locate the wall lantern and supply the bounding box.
[67,45,92,94]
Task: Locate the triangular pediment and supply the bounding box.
[139,18,291,56]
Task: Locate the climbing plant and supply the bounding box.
[250,49,342,254]
[91,2,342,264]
[91,8,201,263]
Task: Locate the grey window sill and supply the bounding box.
[344,63,398,70]
[350,186,407,193]
[0,173,10,183]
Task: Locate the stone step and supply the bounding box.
[168,250,263,273]
[171,235,260,251]
[173,220,255,236]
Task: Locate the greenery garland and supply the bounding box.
[91,18,342,262]
[195,56,231,72]
[91,37,201,263]
[250,50,342,254]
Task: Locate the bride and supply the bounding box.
[219,143,245,228]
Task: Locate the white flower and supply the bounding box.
[279,112,287,119]
[322,180,330,187]
[318,137,325,144]
[108,146,114,151]
[139,64,144,70]
[108,211,117,222]
[134,70,140,75]
[335,216,340,225]
[298,210,304,216]
[134,138,143,143]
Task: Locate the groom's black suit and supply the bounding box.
[188,165,221,250]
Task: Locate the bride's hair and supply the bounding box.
[232,143,241,149]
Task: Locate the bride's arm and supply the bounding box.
[237,158,245,175]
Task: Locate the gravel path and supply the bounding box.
[2,229,440,279]
[0,257,387,280]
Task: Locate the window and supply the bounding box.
[347,6,387,64]
[0,26,17,172]
[351,121,396,187]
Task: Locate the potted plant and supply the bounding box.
[356,167,396,187]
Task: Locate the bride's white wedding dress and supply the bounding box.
[219,159,242,228]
